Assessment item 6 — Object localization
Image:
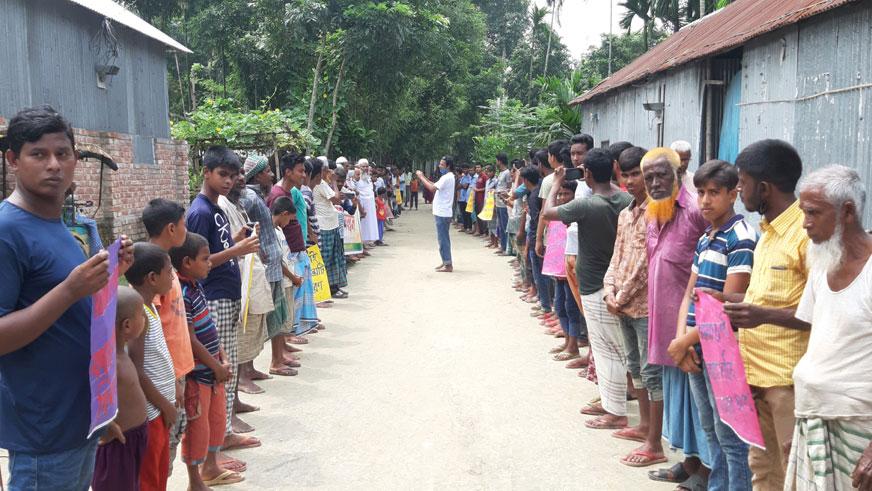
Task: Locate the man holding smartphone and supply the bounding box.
[494,153,512,255]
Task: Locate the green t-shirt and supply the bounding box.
[557,192,632,295]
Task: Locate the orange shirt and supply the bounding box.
[154,275,195,379]
[410,180,419,192]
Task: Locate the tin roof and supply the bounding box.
[570,0,858,105]
[67,0,192,53]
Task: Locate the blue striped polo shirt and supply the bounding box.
[687,214,757,328]
[180,278,222,385]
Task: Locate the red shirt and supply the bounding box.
[376,197,387,221]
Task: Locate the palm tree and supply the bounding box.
[542,0,563,77]
[528,6,547,82]
[620,0,654,50]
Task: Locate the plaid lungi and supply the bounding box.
[266,281,292,338]
[319,227,347,289]
[580,290,628,416]
[206,298,240,436]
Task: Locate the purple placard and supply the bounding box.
[88,239,121,437]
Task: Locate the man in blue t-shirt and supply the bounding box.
[185,146,261,460]
[0,106,133,490]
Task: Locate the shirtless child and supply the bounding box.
[91,287,150,491]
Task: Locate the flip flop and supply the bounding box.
[269,366,298,377]
[217,456,246,473]
[580,402,607,416]
[549,345,566,354]
[620,449,668,468]
[648,462,691,483]
[333,290,349,299]
[612,427,647,443]
[584,417,628,430]
[203,470,245,486]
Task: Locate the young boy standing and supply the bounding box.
[125,243,178,491]
[667,160,757,490]
[91,287,150,491]
[142,198,194,473]
[375,187,388,245]
[271,197,305,374]
[0,106,133,490]
[185,146,261,457]
[171,232,244,490]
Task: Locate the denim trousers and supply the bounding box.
[554,279,582,337]
[688,358,752,491]
[527,244,553,311]
[618,315,663,401]
[435,215,452,265]
[8,436,100,491]
[496,206,509,251]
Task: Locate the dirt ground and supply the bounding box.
[2,204,677,490]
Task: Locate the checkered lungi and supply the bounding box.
[206,298,241,436]
[580,290,627,416]
[319,227,347,289]
[266,281,292,338]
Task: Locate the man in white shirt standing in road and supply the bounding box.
[417,156,456,272]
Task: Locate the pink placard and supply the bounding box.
[695,291,765,449]
[542,221,567,277]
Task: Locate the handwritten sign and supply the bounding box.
[88,239,121,437]
[542,221,568,277]
[695,292,765,449]
[306,245,332,303]
[477,191,495,221]
[344,211,364,255]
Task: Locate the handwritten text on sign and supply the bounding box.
[306,245,332,303]
[695,291,765,449]
[88,239,121,437]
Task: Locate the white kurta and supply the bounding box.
[355,176,379,242]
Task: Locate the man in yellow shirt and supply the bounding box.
[715,140,811,491]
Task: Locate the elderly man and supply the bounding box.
[784,165,872,490]
[641,148,712,487]
[724,139,810,491]
[355,159,380,247]
[670,140,694,194]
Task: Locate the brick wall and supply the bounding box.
[1,122,190,242]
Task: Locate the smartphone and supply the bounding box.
[564,167,584,181]
[245,221,256,237]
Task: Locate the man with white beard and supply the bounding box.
[720,139,811,491]
[355,159,380,247]
[785,165,872,491]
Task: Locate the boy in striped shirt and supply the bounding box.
[668,160,758,490]
[170,233,242,490]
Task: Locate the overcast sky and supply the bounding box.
[534,0,634,61]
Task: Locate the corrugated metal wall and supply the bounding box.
[0,0,171,146]
[579,63,705,171]
[741,2,872,224]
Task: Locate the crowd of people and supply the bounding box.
[2,102,872,491]
[418,136,872,491]
[0,106,413,491]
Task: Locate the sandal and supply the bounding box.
[333,290,349,299]
[553,352,580,362]
[580,402,607,416]
[549,345,566,354]
[676,474,707,491]
[648,462,691,483]
[612,427,647,443]
[584,416,628,430]
[620,449,668,468]
[269,366,298,377]
[203,470,245,486]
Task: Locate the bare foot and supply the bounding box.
[436,265,453,273]
[216,452,247,472]
[585,414,628,430]
[222,433,261,451]
[231,414,254,434]
[250,368,271,381]
[234,399,259,414]
[237,378,264,395]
